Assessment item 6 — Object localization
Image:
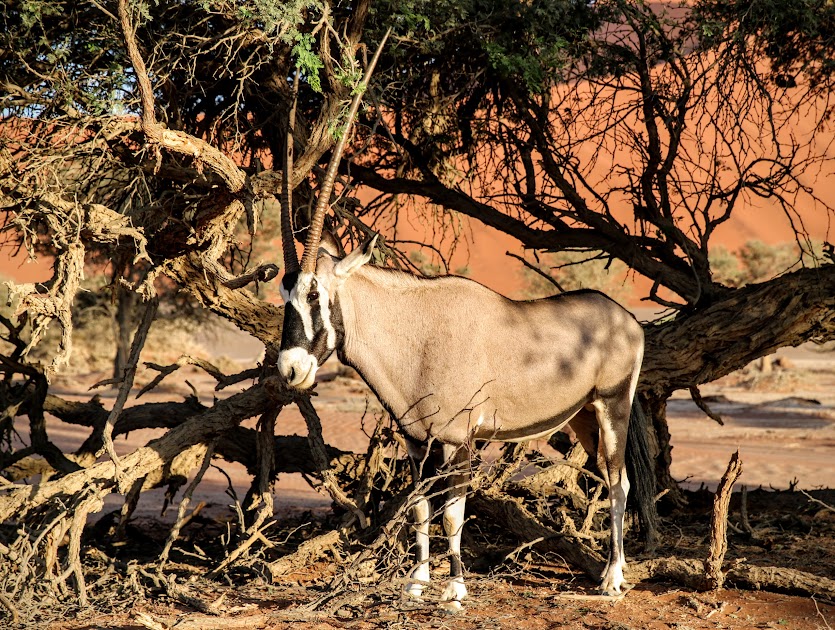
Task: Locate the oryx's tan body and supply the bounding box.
[334,261,644,447]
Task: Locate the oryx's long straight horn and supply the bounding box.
[300,28,391,273]
[281,68,301,273]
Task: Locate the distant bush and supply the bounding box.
[2,273,226,377]
[408,249,469,277]
[520,251,632,302]
[710,240,824,288]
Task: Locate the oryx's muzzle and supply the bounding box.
[278,347,318,390]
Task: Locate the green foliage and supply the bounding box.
[250,0,321,42]
[292,32,325,93]
[369,0,599,145]
[17,0,62,31]
[693,0,835,89]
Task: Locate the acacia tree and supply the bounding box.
[1,0,835,616]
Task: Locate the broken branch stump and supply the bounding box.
[705,450,743,589]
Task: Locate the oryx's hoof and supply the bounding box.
[405,564,430,600]
[404,582,425,600]
[439,577,467,614]
[441,577,467,602]
[439,599,464,615]
[599,559,627,596]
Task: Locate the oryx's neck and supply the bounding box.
[335,266,431,418]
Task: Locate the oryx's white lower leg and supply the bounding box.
[406,493,431,599]
[592,396,631,596]
[440,445,469,610]
[405,442,431,599]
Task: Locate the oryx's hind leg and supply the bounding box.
[404,441,431,599]
[440,444,469,610]
[591,382,633,596]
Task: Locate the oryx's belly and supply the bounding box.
[393,377,595,446]
[469,394,590,443]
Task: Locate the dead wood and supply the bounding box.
[297,397,368,528]
[14,389,357,481]
[160,441,217,564]
[0,380,286,523]
[705,451,743,589]
[0,591,19,625]
[627,557,835,603]
[724,564,835,603]
[269,529,344,580]
[165,253,283,347]
[139,355,255,397]
[134,611,269,630]
[689,385,724,425]
[802,489,835,514]
[516,443,596,509]
[101,297,159,488]
[626,557,710,590]
[469,487,606,579]
[210,407,281,576]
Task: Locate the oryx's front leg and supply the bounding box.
[440,444,469,611]
[405,442,431,599]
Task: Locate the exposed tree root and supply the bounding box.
[627,558,835,604]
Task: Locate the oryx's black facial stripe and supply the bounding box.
[280,302,308,351]
[308,291,344,362]
[281,271,299,293]
[279,276,344,366]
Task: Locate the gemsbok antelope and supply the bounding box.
[276,36,657,609]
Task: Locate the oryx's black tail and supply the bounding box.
[625,398,659,545]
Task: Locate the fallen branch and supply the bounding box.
[269,529,344,580]
[802,489,835,514]
[470,486,606,579]
[0,380,285,523]
[627,557,835,604]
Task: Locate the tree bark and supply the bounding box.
[641,265,835,397]
[112,282,138,381]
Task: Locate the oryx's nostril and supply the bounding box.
[288,367,296,382]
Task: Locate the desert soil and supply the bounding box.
[17,324,835,629]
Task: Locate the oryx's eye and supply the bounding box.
[307,291,319,303]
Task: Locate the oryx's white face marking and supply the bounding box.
[277,236,378,390]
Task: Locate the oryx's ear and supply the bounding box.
[334,234,378,279]
[319,230,343,257]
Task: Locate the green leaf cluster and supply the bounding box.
[693,0,835,89]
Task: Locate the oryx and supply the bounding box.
[275,38,657,609]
